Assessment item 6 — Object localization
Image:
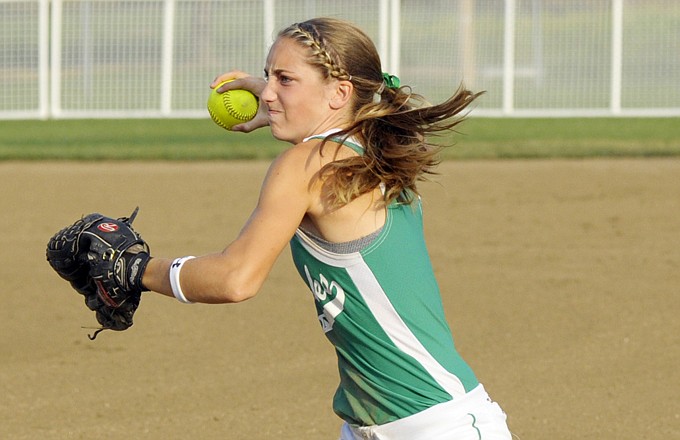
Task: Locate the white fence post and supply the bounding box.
[38,0,50,119]
[610,0,623,115]
[459,0,476,89]
[389,0,400,77]
[502,0,516,115]
[263,0,275,58]
[49,0,63,118]
[378,0,389,70]
[160,0,176,116]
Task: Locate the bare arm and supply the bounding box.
[142,144,316,303]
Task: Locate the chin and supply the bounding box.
[270,126,298,144]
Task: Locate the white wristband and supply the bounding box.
[169,256,196,304]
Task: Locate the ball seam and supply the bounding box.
[223,92,258,121]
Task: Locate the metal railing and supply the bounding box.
[1,0,678,119]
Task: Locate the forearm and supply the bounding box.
[141,252,263,304]
[141,257,174,299]
[140,146,310,304]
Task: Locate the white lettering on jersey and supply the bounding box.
[304,265,346,332]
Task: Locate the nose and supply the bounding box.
[260,81,275,103]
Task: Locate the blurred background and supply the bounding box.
[2,0,679,120]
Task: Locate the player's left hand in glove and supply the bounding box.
[46,207,151,340]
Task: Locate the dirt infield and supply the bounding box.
[1,159,678,439]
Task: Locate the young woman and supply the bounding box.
[142,17,512,440]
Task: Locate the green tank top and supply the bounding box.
[289,133,478,426]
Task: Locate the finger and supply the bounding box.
[231,115,269,133]
[217,76,266,95]
[231,120,261,133]
[210,70,249,89]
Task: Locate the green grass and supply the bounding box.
[0,119,283,160]
[446,117,680,159]
[0,117,678,161]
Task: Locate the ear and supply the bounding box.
[329,80,353,110]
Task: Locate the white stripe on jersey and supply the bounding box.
[295,229,467,398]
[346,261,467,398]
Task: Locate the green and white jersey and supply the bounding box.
[290,134,478,426]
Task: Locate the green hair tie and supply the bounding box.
[381,72,401,89]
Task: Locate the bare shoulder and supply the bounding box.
[258,138,328,203]
[259,138,360,222]
[270,138,354,178]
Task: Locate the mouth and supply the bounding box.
[267,110,282,126]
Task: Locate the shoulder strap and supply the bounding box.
[305,132,364,156]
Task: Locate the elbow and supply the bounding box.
[184,252,268,304]
[208,271,261,304]
[220,284,258,304]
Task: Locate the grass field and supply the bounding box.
[1,117,679,160]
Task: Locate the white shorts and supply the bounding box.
[339,384,511,440]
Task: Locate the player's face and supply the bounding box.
[262,38,342,144]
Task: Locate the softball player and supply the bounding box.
[140,17,513,439]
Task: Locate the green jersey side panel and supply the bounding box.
[290,199,478,426]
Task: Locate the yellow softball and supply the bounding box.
[207,80,259,131]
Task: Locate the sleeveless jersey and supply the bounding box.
[289,133,479,426]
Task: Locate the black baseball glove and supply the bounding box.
[46,208,151,339]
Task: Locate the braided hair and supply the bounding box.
[277,18,482,208]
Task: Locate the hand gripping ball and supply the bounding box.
[207,80,259,130]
